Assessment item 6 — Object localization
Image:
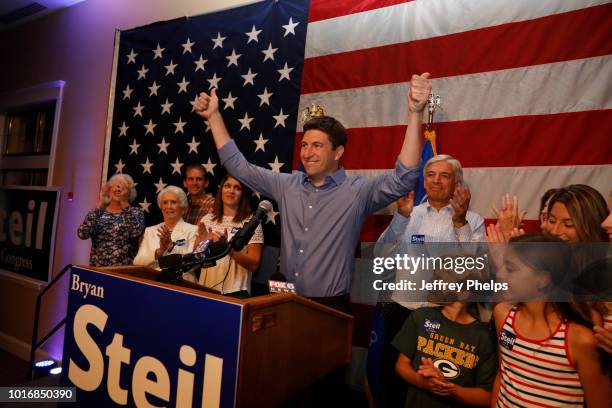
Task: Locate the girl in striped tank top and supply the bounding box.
[491,234,609,407]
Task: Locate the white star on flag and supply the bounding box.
[133,102,144,117]
[170,158,183,174]
[226,49,241,67]
[174,117,186,133]
[202,158,217,174]
[282,17,299,37]
[118,122,129,137]
[141,158,154,174]
[154,178,167,193]
[277,63,293,81]
[253,133,269,152]
[194,55,208,72]
[139,197,151,213]
[186,137,201,154]
[114,159,125,173]
[261,43,278,62]
[189,95,199,112]
[181,37,195,54]
[238,112,253,130]
[241,68,257,86]
[268,156,284,172]
[128,139,140,155]
[137,65,149,80]
[211,32,226,49]
[157,138,170,154]
[177,76,190,93]
[257,87,272,106]
[160,98,173,115]
[222,92,238,110]
[144,119,157,135]
[148,81,160,96]
[207,73,222,89]
[164,60,177,76]
[245,25,262,43]
[152,43,165,59]
[122,84,133,100]
[273,109,289,128]
[126,49,137,64]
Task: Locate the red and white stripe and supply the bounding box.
[497,307,585,407]
[297,0,612,240]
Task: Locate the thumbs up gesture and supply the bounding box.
[408,73,432,113]
[194,88,219,120]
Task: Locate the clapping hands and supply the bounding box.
[417,357,455,397]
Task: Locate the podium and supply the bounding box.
[60,265,353,408]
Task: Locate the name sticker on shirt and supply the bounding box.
[174,239,186,247]
[500,329,516,351]
[231,227,240,234]
[411,234,425,244]
[423,318,441,333]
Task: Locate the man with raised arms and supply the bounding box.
[194,73,431,310]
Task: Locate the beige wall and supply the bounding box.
[0,0,255,361]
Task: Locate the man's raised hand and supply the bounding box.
[408,73,432,113]
[194,88,219,120]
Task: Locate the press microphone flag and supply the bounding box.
[231,200,273,251]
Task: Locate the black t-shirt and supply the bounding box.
[392,306,497,408]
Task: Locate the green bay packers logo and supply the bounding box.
[434,359,460,379]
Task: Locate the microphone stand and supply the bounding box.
[158,209,266,284]
[157,243,232,283]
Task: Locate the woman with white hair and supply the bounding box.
[133,186,198,273]
[78,174,145,266]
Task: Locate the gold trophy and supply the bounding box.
[300,103,325,125]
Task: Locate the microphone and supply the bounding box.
[231,200,273,251]
[158,240,228,269]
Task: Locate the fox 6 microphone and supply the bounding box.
[231,200,273,251]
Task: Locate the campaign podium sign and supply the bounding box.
[60,265,242,407]
[60,265,353,407]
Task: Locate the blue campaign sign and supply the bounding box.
[60,266,243,407]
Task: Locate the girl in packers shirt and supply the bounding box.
[392,263,498,407]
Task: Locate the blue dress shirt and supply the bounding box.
[219,140,419,296]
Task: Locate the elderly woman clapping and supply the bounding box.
[133,186,198,275]
[78,174,145,266]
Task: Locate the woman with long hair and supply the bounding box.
[545,184,608,242]
[546,185,611,358]
[196,175,263,297]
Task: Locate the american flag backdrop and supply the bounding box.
[104,0,309,245]
[297,0,612,240]
[104,0,612,240]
